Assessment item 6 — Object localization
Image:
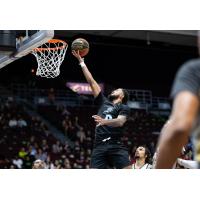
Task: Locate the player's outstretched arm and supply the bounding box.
[72,50,101,98]
[155,91,199,168]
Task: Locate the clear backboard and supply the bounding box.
[0,30,54,70]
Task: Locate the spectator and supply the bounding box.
[62,107,70,117]
[18,147,27,159]
[28,146,37,158]
[63,158,71,169]
[74,116,81,129]
[32,159,46,169]
[8,118,17,128]
[52,141,62,154]
[17,117,28,128]
[35,149,47,161]
[10,165,16,169]
[12,156,23,169]
[76,127,86,143]
[23,156,32,169]
[41,139,49,151]
[46,155,55,169]
[29,136,35,144]
[54,160,62,169]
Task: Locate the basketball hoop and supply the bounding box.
[32,39,68,78]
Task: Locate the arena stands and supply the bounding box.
[0,92,169,168]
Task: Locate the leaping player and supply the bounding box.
[72,50,131,169]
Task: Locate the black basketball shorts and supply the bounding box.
[90,142,130,169]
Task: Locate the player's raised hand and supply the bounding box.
[72,50,83,63]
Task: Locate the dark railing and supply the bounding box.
[0,83,171,111]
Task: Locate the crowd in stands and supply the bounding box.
[0,97,194,169]
[0,98,94,169]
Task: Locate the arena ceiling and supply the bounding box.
[55,30,197,47]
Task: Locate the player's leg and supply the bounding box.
[90,145,108,169]
[107,144,131,169]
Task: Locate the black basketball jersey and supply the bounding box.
[94,92,130,144]
[171,58,200,99]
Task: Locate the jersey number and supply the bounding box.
[105,114,113,120]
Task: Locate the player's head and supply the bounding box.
[134,146,151,163]
[108,88,129,104]
[32,159,46,169]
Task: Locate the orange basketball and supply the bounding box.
[71,38,89,57]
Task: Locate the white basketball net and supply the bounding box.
[32,39,68,78]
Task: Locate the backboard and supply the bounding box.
[0,30,54,70]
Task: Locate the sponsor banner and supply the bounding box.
[67,82,104,95]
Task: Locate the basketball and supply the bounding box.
[71,38,89,57]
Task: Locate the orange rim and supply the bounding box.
[34,39,68,52]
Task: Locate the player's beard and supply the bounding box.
[108,94,119,102]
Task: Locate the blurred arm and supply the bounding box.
[155,91,199,168]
